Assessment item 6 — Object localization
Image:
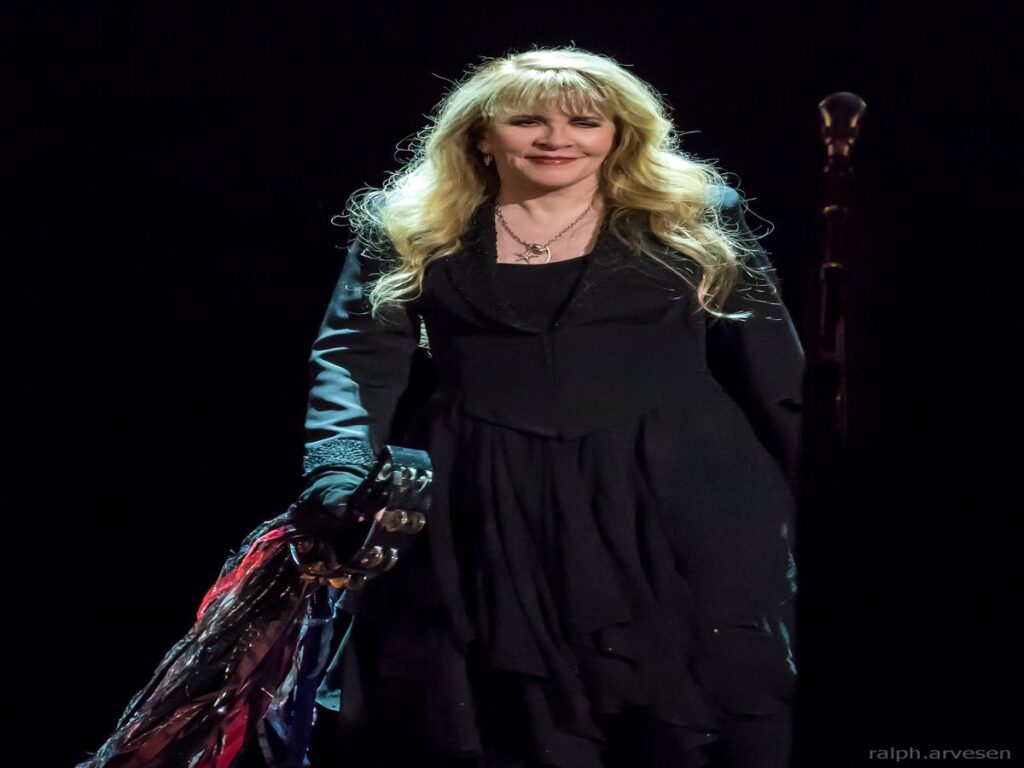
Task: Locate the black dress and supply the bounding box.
[305,204,799,768]
[493,255,589,329]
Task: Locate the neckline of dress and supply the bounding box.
[495,252,592,267]
[468,200,617,330]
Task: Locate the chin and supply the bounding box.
[522,172,589,188]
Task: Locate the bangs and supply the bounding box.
[482,69,614,119]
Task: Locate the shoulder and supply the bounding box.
[331,218,399,272]
[333,189,396,255]
[705,185,764,250]
[706,183,742,213]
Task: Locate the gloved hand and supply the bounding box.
[292,467,370,534]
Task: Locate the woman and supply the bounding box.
[299,47,804,768]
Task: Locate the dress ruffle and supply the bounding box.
[446,400,722,764]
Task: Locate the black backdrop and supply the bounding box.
[8,2,1019,766]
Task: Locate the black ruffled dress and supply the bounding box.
[305,220,799,768]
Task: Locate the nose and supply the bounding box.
[536,121,573,148]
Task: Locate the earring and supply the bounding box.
[483,153,493,166]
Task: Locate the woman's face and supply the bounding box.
[476,104,617,196]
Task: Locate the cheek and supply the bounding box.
[588,139,615,158]
[601,130,618,154]
[500,140,529,156]
[586,130,617,156]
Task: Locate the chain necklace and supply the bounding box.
[494,202,593,264]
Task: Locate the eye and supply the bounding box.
[509,118,601,128]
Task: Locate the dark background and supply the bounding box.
[8,2,1019,766]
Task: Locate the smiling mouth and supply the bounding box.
[527,157,579,163]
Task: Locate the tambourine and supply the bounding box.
[289,444,433,591]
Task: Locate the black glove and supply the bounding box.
[292,466,370,534]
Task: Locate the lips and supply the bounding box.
[527,157,579,164]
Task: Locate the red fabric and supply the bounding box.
[197,525,293,620]
[195,695,250,768]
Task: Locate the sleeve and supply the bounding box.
[301,235,421,489]
[706,188,805,493]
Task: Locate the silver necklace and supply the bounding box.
[494,202,593,264]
